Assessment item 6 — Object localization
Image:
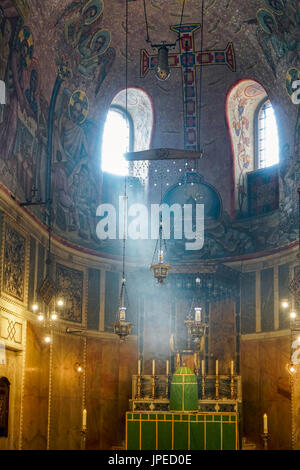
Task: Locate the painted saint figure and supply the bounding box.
[54,88,90,175]
[0,26,35,161]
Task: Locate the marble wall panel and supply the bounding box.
[22,322,49,450]
[209,300,236,375]
[85,337,137,450]
[50,333,82,450]
[241,336,291,450]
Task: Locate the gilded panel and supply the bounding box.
[55,263,83,323]
[2,224,26,302]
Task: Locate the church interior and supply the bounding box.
[0,0,300,451]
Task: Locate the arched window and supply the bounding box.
[0,80,5,105]
[101,88,153,180]
[101,105,133,176]
[227,79,279,217]
[256,99,279,169]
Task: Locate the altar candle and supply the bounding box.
[82,409,87,430]
[166,360,169,375]
[195,307,201,322]
[216,360,219,376]
[231,361,234,376]
[202,360,205,375]
[138,360,141,375]
[263,413,268,434]
[152,359,155,375]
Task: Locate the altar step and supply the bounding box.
[111,438,257,451]
[242,437,257,450]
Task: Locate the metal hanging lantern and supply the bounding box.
[113,312,133,341]
[150,249,171,285]
[155,45,170,81]
[150,217,171,285]
[113,279,133,341]
[113,0,133,341]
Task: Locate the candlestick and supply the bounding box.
[166,359,169,376]
[201,359,205,376]
[137,374,141,399]
[152,359,155,376]
[82,408,87,430]
[261,432,269,450]
[230,361,235,399]
[263,413,268,434]
[193,352,198,372]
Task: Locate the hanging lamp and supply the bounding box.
[113,0,133,340]
[150,205,171,285]
[142,0,180,81]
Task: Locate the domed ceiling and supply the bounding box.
[0,0,299,262]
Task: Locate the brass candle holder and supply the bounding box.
[201,374,205,399]
[80,428,87,450]
[230,374,235,399]
[137,374,142,399]
[261,432,270,450]
[151,375,156,399]
[215,375,219,400]
[165,375,169,399]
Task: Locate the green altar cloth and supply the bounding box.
[169,367,198,412]
[126,412,238,450]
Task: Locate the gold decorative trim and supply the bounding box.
[18,322,27,450]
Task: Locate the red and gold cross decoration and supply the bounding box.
[141,24,236,151]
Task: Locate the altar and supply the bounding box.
[126,366,241,450]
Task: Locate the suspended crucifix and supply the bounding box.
[126,23,236,162]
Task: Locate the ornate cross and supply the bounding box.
[141,24,236,151]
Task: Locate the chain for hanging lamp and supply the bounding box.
[289,188,300,304]
[114,0,133,340]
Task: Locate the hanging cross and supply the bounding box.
[140,24,236,152]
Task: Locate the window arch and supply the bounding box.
[101,88,153,180]
[226,79,279,217]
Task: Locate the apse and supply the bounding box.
[0,0,300,454]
